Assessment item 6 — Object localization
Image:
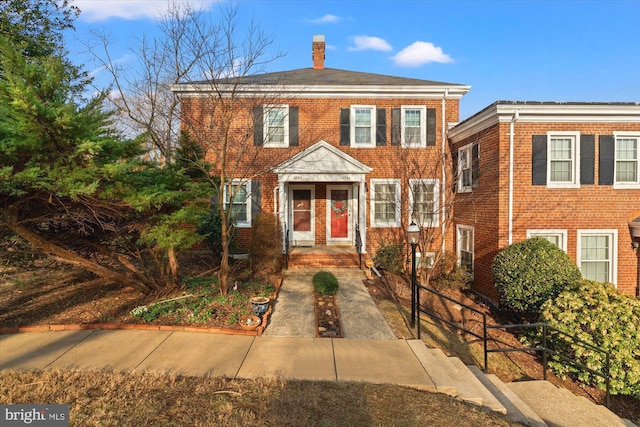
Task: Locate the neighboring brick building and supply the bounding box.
[173,36,640,301]
[449,102,640,301]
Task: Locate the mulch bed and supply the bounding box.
[314,293,342,338]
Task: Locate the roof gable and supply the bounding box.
[273,140,372,176]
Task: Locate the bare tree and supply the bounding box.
[86,2,288,294]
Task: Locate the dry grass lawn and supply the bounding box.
[0,370,518,426]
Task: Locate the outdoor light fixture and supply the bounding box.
[406,221,420,329]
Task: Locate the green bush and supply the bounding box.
[373,239,404,274]
[541,280,640,398]
[492,237,581,314]
[312,271,339,295]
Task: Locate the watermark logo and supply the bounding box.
[1,405,68,426]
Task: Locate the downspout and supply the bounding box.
[441,89,448,254]
[508,110,519,245]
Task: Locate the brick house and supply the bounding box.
[449,101,640,301]
[173,35,469,268]
[173,35,640,301]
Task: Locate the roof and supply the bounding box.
[171,68,471,99]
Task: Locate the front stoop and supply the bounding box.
[288,252,361,268]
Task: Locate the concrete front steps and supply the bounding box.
[407,340,636,427]
[287,251,361,268]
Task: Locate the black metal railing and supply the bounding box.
[355,223,363,268]
[414,282,612,407]
[284,226,289,270]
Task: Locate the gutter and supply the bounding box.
[441,89,448,254]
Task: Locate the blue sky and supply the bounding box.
[67,0,640,120]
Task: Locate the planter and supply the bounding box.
[250,296,270,316]
[239,315,261,331]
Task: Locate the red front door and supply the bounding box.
[330,189,349,239]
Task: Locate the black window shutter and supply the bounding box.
[251,180,262,225]
[376,108,387,146]
[532,135,547,185]
[253,107,263,146]
[391,108,401,146]
[471,143,480,188]
[452,150,458,193]
[580,134,595,185]
[340,108,350,146]
[289,107,299,146]
[426,108,437,146]
[599,135,615,185]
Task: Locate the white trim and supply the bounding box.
[408,178,439,228]
[263,104,289,148]
[370,179,401,228]
[526,229,568,252]
[326,185,353,244]
[613,131,640,189]
[350,105,376,148]
[401,106,427,148]
[224,180,252,228]
[576,229,618,286]
[546,131,580,189]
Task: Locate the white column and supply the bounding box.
[279,181,287,253]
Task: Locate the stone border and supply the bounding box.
[0,277,283,337]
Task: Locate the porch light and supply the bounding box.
[628,217,640,239]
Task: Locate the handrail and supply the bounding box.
[355,223,362,268]
[284,226,289,270]
[415,282,611,407]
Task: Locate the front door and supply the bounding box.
[290,186,314,246]
[327,186,351,244]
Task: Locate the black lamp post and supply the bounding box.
[407,221,420,328]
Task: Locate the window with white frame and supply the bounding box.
[577,230,617,285]
[457,225,474,272]
[614,132,640,186]
[263,105,289,147]
[370,179,400,227]
[351,106,376,147]
[458,144,473,192]
[402,106,426,148]
[526,229,568,252]
[547,132,580,188]
[224,180,251,227]
[409,179,439,227]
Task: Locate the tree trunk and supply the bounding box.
[5,205,158,294]
[167,246,180,286]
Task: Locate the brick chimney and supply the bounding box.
[312,35,325,69]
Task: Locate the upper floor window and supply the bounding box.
[264,105,289,147]
[401,106,426,148]
[370,179,400,227]
[409,179,439,227]
[548,132,579,187]
[224,180,252,228]
[350,106,376,147]
[614,132,640,187]
[532,132,593,188]
[457,143,479,193]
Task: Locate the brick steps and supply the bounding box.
[288,252,362,268]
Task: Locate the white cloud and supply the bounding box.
[348,35,392,52]
[391,41,453,67]
[73,0,216,22]
[305,14,342,24]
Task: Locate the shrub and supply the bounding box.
[541,280,640,398]
[492,237,581,314]
[373,239,404,274]
[313,271,339,295]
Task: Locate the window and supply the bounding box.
[351,106,376,147]
[614,132,640,187]
[370,179,400,227]
[263,105,289,147]
[547,132,580,188]
[409,179,439,227]
[224,180,251,227]
[457,225,474,273]
[577,230,617,285]
[457,143,478,192]
[526,229,567,252]
[402,106,426,147]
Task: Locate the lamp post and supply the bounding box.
[407,221,420,328]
